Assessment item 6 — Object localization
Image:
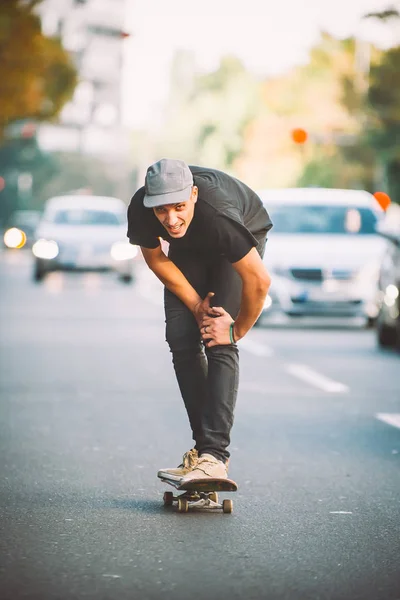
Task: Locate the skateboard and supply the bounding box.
[160,476,238,513]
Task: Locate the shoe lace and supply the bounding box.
[181,448,198,469]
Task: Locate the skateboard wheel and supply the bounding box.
[178,498,189,513]
[222,499,233,514]
[209,492,218,503]
[163,491,174,506]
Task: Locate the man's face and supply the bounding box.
[153,186,198,238]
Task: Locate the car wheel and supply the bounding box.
[33,261,46,282]
[365,316,376,329]
[253,316,262,328]
[395,319,400,352]
[120,274,133,284]
[377,320,396,348]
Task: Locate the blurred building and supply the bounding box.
[36,0,129,159]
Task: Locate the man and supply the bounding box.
[127,159,272,483]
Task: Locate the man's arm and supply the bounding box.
[201,247,271,347]
[140,245,213,324]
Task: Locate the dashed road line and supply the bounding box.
[376,413,400,430]
[285,363,349,393]
[239,338,274,357]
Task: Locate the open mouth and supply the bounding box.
[167,223,184,233]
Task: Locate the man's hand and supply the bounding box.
[192,292,215,326]
[200,306,234,348]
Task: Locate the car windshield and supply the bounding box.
[50,209,123,226]
[267,204,378,235]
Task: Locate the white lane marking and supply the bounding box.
[376,413,400,430]
[285,363,349,393]
[239,338,274,357]
[330,511,353,515]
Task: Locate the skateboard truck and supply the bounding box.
[160,477,237,513]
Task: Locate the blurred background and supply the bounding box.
[1,0,400,342]
[1,3,400,598]
[1,0,400,222]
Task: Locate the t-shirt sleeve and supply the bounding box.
[127,188,160,249]
[213,213,258,263]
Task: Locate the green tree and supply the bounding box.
[0,0,78,223]
[139,30,399,194]
[29,152,120,208]
[363,6,400,203]
[366,45,400,203]
[0,0,77,136]
[364,7,400,21]
[153,53,260,173]
[238,33,375,189]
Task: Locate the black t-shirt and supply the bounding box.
[127,165,273,263]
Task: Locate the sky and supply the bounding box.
[122,0,399,128]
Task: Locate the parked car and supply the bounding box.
[32,195,137,283]
[257,188,387,326]
[375,223,400,349]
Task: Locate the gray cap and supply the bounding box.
[143,158,194,208]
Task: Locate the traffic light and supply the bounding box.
[291,128,308,145]
[374,191,391,211]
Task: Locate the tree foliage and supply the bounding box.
[153,52,260,173]
[366,45,400,202]
[29,152,122,208]
[237,32,371,189]
[0,0,77,136]
[140,25,400,200]
[364,7,400,20]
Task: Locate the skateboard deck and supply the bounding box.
[178,477,237,493]
[160,476,238,513]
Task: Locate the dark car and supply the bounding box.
[375,225,400,350]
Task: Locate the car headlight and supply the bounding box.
[263,294,273,310]
[384,284,399,307]
[32,239,59,259]
[4,227,26,249]
[110,242,138,261]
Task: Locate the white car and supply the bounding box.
[257,188,387,326]
[32,195,138,283]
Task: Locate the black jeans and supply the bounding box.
[164,236,266,463]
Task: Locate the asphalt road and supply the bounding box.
[1,250,399,600]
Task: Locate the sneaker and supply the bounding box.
[181,453,228,482]
[157,448,199,482]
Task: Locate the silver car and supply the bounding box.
[32,195,138,283]
[257,188,387,326]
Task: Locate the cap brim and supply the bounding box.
[143,184,192,208]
